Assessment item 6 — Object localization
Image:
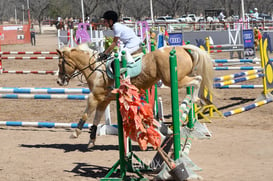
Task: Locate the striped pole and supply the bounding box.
[214,66,262,70]
[0,121,91,128]
[214,62,252,67]
[214,74,264,88]
[0,87,90,94]
[0,94,88,100]
[0,51,57,55]
[209,44,244,48]
[214,69,263,82]
[0,121,118,129]
[223,99,273,117]
[1,56,58,59]
[212,59,261,63]
[210,49,244,53]
[217,85,263,89]
[2,70,57,74]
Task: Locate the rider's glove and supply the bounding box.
[98,52,108,61]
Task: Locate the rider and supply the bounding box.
[99,10,142,62]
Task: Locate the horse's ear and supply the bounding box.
[56,49,62,56]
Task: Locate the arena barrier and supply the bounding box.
[0,51,58,74]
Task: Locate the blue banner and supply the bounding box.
[243,29,255,58]
[157,34,164,48]
[243,29,254,48]
[168,33,183,46]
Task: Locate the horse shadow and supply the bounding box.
[64,162,120,178]
[20,143,146,153]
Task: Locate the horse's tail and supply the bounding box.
[182,44,214,101]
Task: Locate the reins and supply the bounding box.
[60,52,108,84]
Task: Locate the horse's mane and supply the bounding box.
[77,43,99,57]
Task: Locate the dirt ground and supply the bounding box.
[0,33,272,181]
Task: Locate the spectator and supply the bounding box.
[99,10,142,63]
[30,24,36,46]
[56,17,64,30]
[67,17,74,30]
[218,11,225,22]
[253,8,259,20]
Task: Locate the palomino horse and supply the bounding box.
[56,43,214,149]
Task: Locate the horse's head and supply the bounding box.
[56,44,100,86]
[56,47,77,86]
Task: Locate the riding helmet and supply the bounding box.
[103,10,118,23]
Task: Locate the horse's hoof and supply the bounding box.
[87,139,96,149]
[70,128,82,139]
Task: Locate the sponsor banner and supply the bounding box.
[168,33,183,46]
[243,29,255,58]
[0,24,30,45]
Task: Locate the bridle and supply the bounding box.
[58,52,108,84]
[58,56,80,83]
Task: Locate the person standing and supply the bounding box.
[30,24,36,46]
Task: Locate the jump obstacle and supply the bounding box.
[0,51,58,74]
[0,50,114,134]
[100,47,210,180]
[197,35,273,121]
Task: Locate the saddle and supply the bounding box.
[106,53,144,79]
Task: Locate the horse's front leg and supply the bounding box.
[87,102,110,149]
[70,93,98,139]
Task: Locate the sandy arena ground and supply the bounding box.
[0,33,272,181]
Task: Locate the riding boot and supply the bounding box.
[87,125,97,149]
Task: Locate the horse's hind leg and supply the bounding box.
[178,75,202,102]
[70,93,99,139]
[87,102,109,149]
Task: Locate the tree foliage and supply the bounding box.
[0,0,273,23]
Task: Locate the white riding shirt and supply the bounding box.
[112,23,142,62]
[112,23,141,53]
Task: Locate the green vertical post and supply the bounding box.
[169,49,181,160]
[141,43,146,54]
[114,53,126,178]
[121,50,133,160]
[151,40,155,52]
[141,43,149,103]
[121,51,127,76]
[186,87,195,129]
[150,40,158,119]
